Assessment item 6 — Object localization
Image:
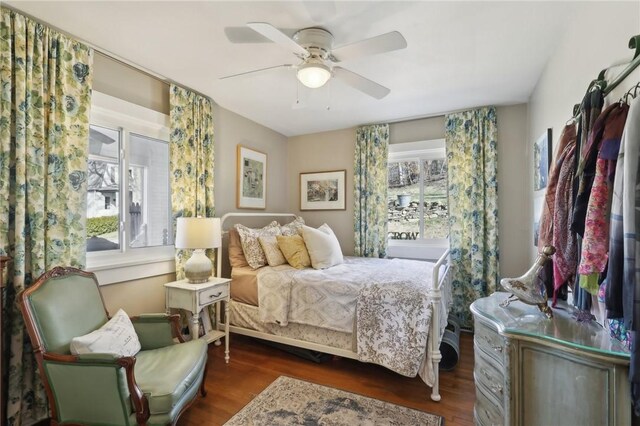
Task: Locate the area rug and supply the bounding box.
[224,376,444,425]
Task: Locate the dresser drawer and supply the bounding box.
[474,319,506,365]
[475,379,505,426]
[474,348,506,404]
[198,284,228,306]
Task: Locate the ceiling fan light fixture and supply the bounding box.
[297,61,331,89]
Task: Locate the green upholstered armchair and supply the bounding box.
[18,267,209,426]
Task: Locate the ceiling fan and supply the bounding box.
[220,23,407,99]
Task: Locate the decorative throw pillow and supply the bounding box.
[258,234,287,266]
[228,228,250,268]
[70,309,141,357]
[235,221,281,269]
[301,224,344,269]
[277,235,311,269]
[280,216,305,236]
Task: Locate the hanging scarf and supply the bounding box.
[552,139,578,303]
[538,124,577,249]
[578,103,629,293]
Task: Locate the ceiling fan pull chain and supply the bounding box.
[326,78,332,111]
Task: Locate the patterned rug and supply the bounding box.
[224,376,444,426]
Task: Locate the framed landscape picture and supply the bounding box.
[300,170,346,211]
[533,128,552,191]
[237,145,267,209]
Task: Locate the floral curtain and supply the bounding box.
[445,107,499,328]
[169,85,215,278]
[354,124,389,258]
[0,8,94,425]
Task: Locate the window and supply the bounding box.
[387,139,448,258]
[87,91,174,283]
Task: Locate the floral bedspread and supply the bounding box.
[257,257,451,384]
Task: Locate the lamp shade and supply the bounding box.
[297,62,331,89]
[175,217,221,249]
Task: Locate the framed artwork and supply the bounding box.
[237,145,267,209]
[533,128,553,191]
[300,170,346,211]
[533,128,552,245]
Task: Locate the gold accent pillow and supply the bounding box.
[280,216,305,236]
[258,234,287,267]
[276,235,311,269]
[235,221,280,269]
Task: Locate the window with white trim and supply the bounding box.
[387,139,449,257]
[86,92,174,281]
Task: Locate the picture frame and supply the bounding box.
[300,170,346,211]
[533,128,552,245]
[237,145,267,209]
[533,128,553,191]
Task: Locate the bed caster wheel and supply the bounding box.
[214,339,222,346]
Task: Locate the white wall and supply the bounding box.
[287,105,530,277]
[527,1,640,260]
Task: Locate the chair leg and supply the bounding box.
[200,361,208,397]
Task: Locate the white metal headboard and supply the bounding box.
[216,212,298,278]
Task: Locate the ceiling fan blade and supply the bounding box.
[247,22,308,57]
[331,31,407,62]
[220,64,294,80]
[333,67,390,99]
[224,27,270,43]
[224,27,298,43]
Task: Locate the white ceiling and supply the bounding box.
[8,1,577,136]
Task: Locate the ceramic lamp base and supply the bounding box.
[184,249,212,284]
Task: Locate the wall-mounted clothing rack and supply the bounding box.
[571,35,640,118]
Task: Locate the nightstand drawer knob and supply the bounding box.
[209,292,222,298]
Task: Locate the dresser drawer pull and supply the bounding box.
[208,292,222,298]
[490,384,503,394]
[480,368,503,395]
[481,336,503,353]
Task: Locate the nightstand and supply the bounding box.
[164,277,231,363]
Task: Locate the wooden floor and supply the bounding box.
[178,332,476,426]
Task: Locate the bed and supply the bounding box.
[216,212,453,401]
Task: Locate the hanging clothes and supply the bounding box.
[552,133,578,303]
[578,103,629,293]
[538,124,577,249]
[572,86,604,311]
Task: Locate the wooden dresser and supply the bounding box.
[471,292,636,426]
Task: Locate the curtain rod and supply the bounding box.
[2,4,213,102]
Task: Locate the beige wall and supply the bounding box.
[527,1,640,260]
[287,105,530,277]
[100,273,175,315]
[288,128,357,255]
[213,106,289,216]
[93,52,169,114]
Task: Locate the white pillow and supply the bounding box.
[301,224,344,269]
[70,309,141,357]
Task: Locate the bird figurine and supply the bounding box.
[500,245,556,318]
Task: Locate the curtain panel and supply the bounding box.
[0,8,94,425]
[354,124,389,258]
[169,85,216,279]
[445,107,499,328]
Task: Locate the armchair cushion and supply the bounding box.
[135,338,208,415]
[131,314,177,351]
[70,309,141,357]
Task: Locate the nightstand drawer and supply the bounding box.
[198,284,228,306]
[474,319,506,365]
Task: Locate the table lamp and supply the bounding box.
[175,217,221,283]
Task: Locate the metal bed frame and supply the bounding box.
[216,212,451,401]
